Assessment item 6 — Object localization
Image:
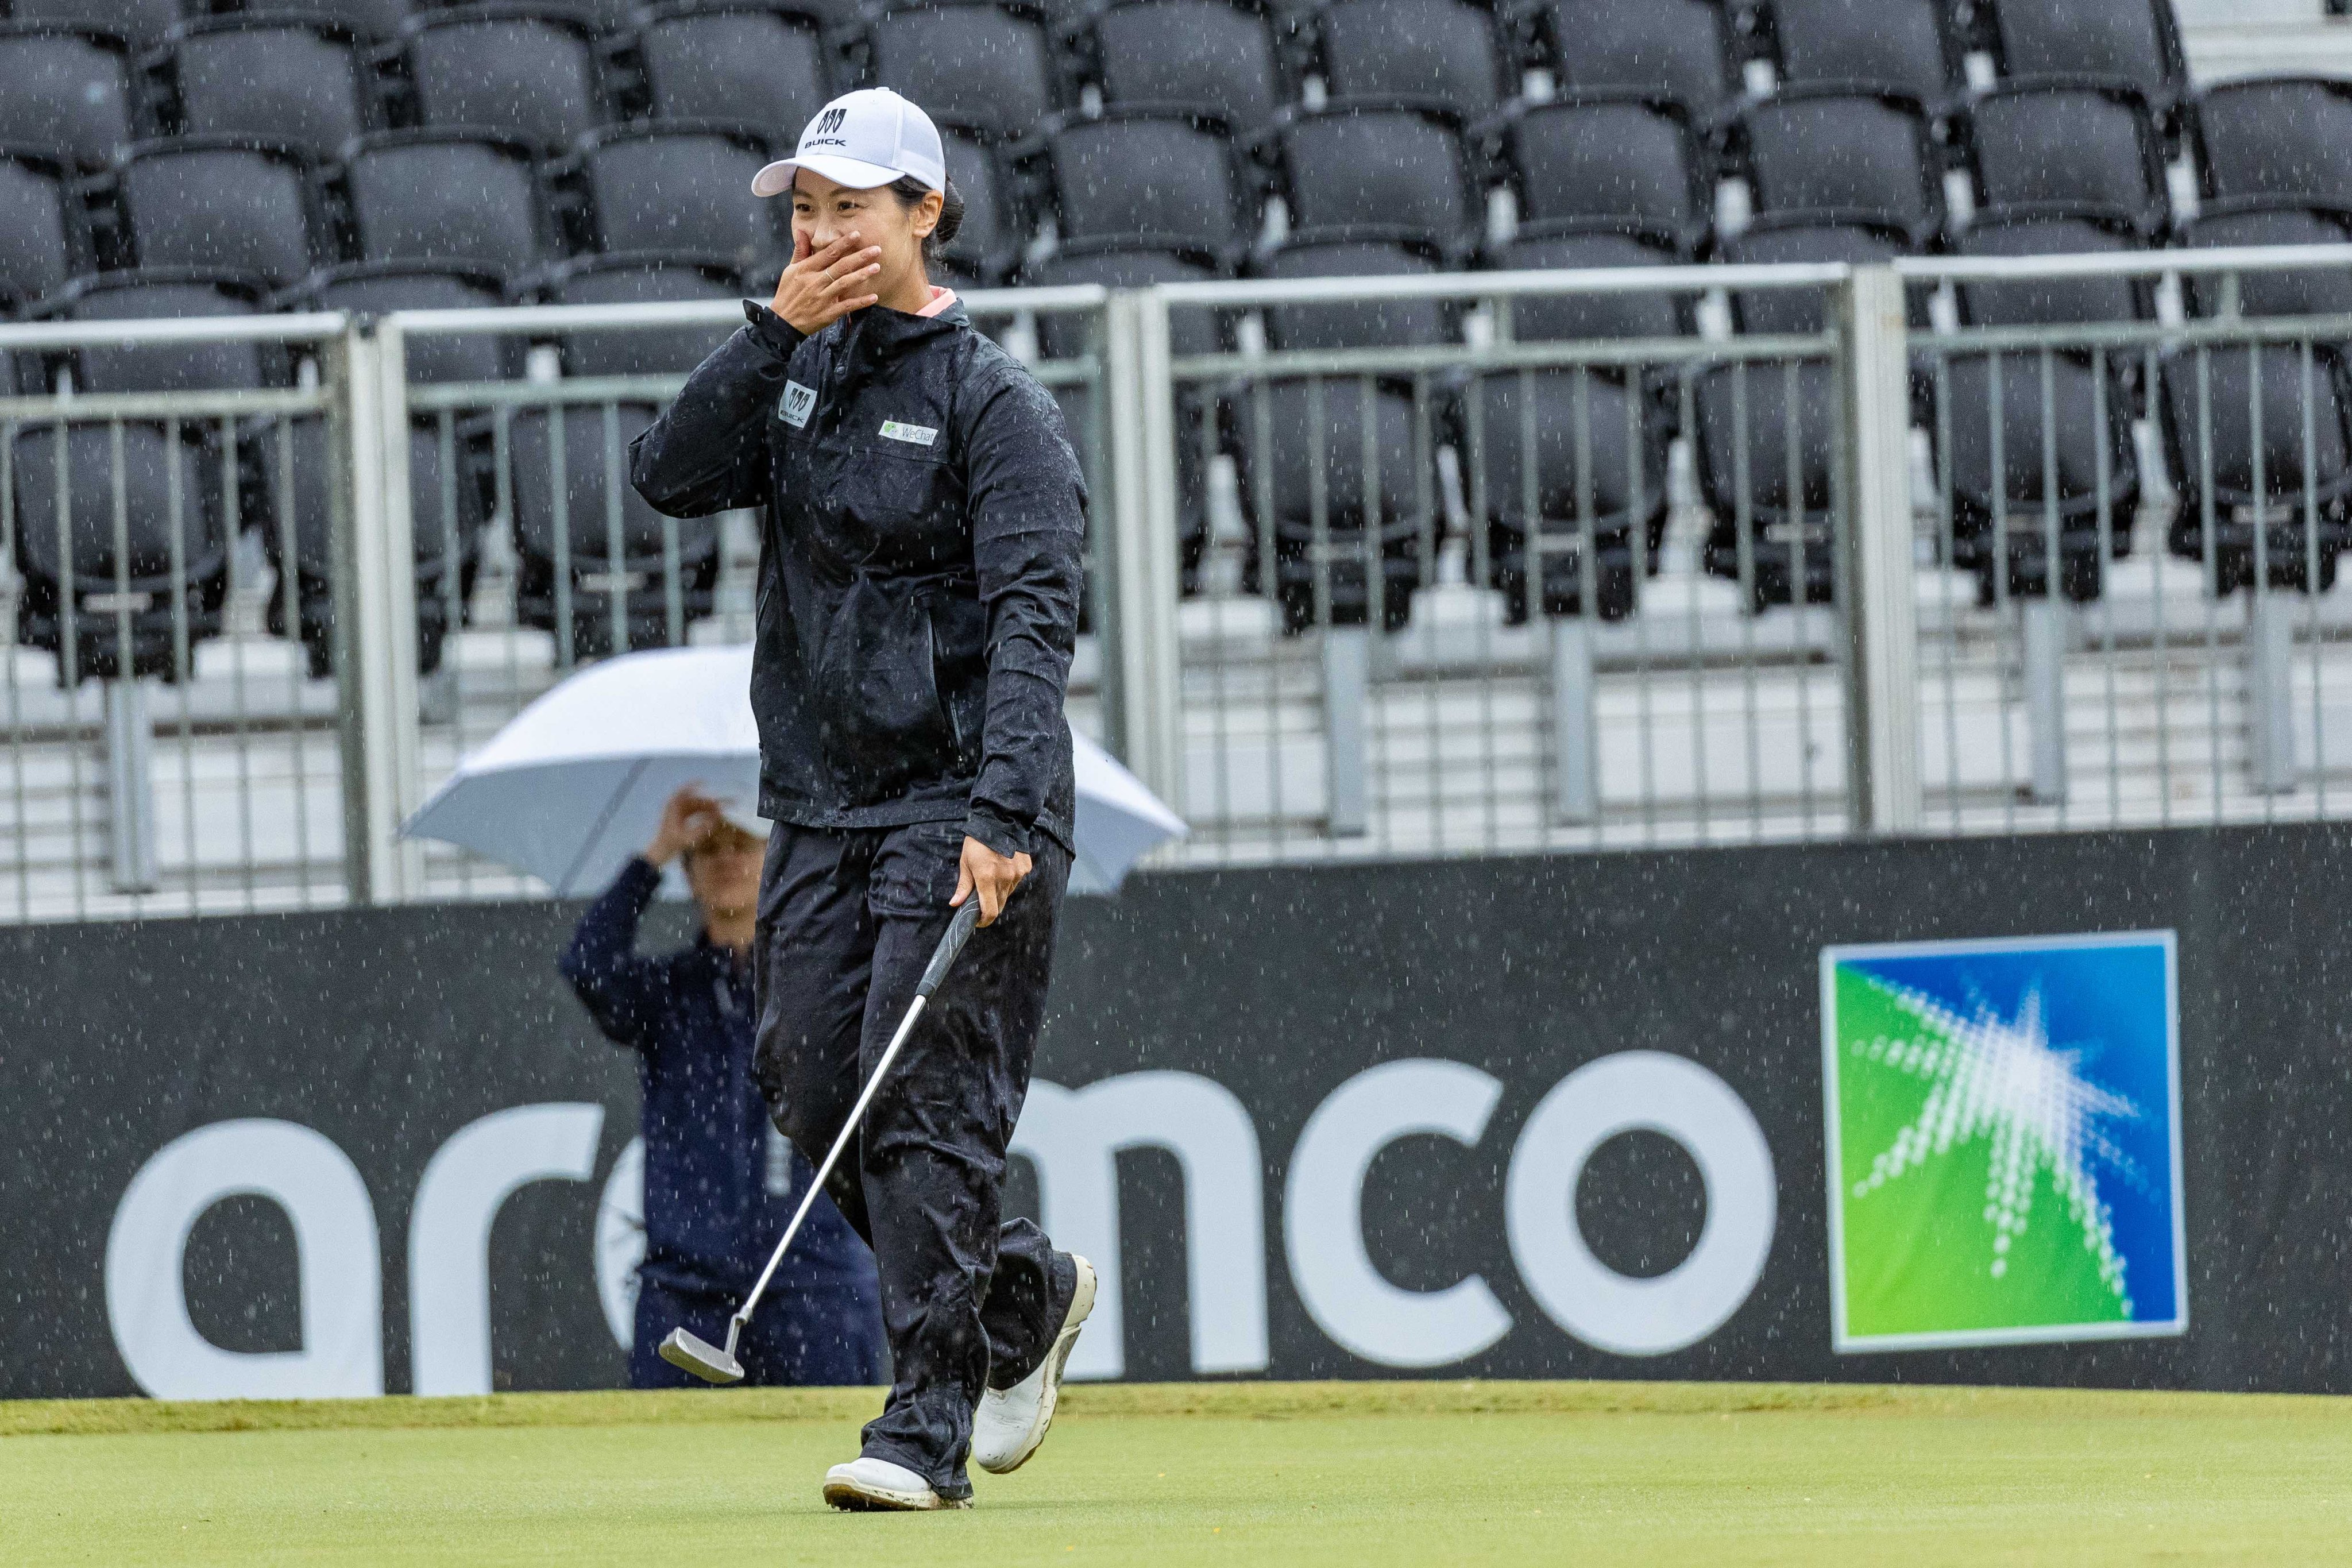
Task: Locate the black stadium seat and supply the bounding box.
[564,122,776,268]
[1265,102,1474,244]
[1729,88,1942,240]
[1713,213,1909,333]
[9,270,263,681]
[21,269,276,395]
[1255,234,1451,355]
[2194,77,2352,212]
[1934,207,2145,602]
[0,150,88,312]
[1694,219,1912,608]
[1311,0,1507,120]
[1024,246,1223,596]
[937,124,1019,281]
[1491,94,1705,242]
[1964,81,2168,233]
[631,2,832,144]
[1080,0,1285,135]
[1483,226,1684,344]
[1517,0,1736,125]
[13,0,184,52]
[267,420,486,675]
[2162,345,2352,594]
[538,253,741,376]
[400,4,605,152]
[1024,247,1224,354]
[283,262,513,382]
[11,423,232,679]
[1471,229,1681,623]
[1470,369,1670,623]
[1952,204,2147,328]
[0,25,136,172]
[2164,203,2352,595]
[2179,202,2352,322]
[1763,0,1959,105]
[1965,0,2186,121]
[146,14,374,162]
[331,130,551,276]
[862,1,1057,142]
[1235,236,1451,631]
[1952,210,2144,314]
[508,402,721,658]
[108,137,323,286]
[274,261,503,675]
[12,277,268,428]
[1038,111,1251,255]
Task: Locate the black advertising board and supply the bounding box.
[2,825,2347,1401]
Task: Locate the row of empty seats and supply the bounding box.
[11,69,2347,328]
[7,0,2351,671]
[3,123,800,306]
[7,267,718,680]
[0,0,2197,137]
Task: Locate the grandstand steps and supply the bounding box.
[1175,615,2352,859]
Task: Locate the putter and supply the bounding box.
[659,896,986,1384]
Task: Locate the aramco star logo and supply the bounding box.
[1847,979,2140,1303]
[1820,933,2187,1352]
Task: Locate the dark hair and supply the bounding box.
[889,174,964,275]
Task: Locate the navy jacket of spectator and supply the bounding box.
[559,855,867,1293]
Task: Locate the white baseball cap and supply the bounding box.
[751,87,947,199]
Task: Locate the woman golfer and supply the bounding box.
[631,86,1094,1511]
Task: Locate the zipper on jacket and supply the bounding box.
[918,592,964,759]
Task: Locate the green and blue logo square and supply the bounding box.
[1820,931,2188,1352]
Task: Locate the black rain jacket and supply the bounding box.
[629,299,1084,856]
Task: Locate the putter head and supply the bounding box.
[658,1327,744,1384]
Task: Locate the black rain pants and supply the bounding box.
[753,817,1073,1499]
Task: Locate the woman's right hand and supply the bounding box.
[771,230,883,336]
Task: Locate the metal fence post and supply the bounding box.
[1837,266,1924,835]
[2021,598,2069,803]
[1322,627,1372,836]
[1103,288,1185,814]
[1548,618,1597,824]
[331,318,423,903]
[2247,588,2298,794]
[103,678,158,891]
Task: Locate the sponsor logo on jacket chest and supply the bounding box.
[778,381,816,428]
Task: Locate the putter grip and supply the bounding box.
[916,898,984,1001]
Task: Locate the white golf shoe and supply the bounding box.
[822,1456,968,1512]
[971,1252,1096,1476]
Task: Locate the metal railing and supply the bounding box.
[1895,245,2352,835]
[370,288,1115,904]
[1113,262,1893,862]
[1118,246,2352,866]
[0,312,349,920]
[2,248,2351,920]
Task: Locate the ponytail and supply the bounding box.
[889,174,964,276]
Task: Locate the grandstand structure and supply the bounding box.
[3,0,2352,918]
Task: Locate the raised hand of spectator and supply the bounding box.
[646,786,723,868]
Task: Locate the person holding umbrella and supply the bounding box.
[630,87,1096,1511]
[559,785,885,1389]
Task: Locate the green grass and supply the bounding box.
[3,1381,2345,1565]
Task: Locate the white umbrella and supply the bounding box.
[403,646,1185,897]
